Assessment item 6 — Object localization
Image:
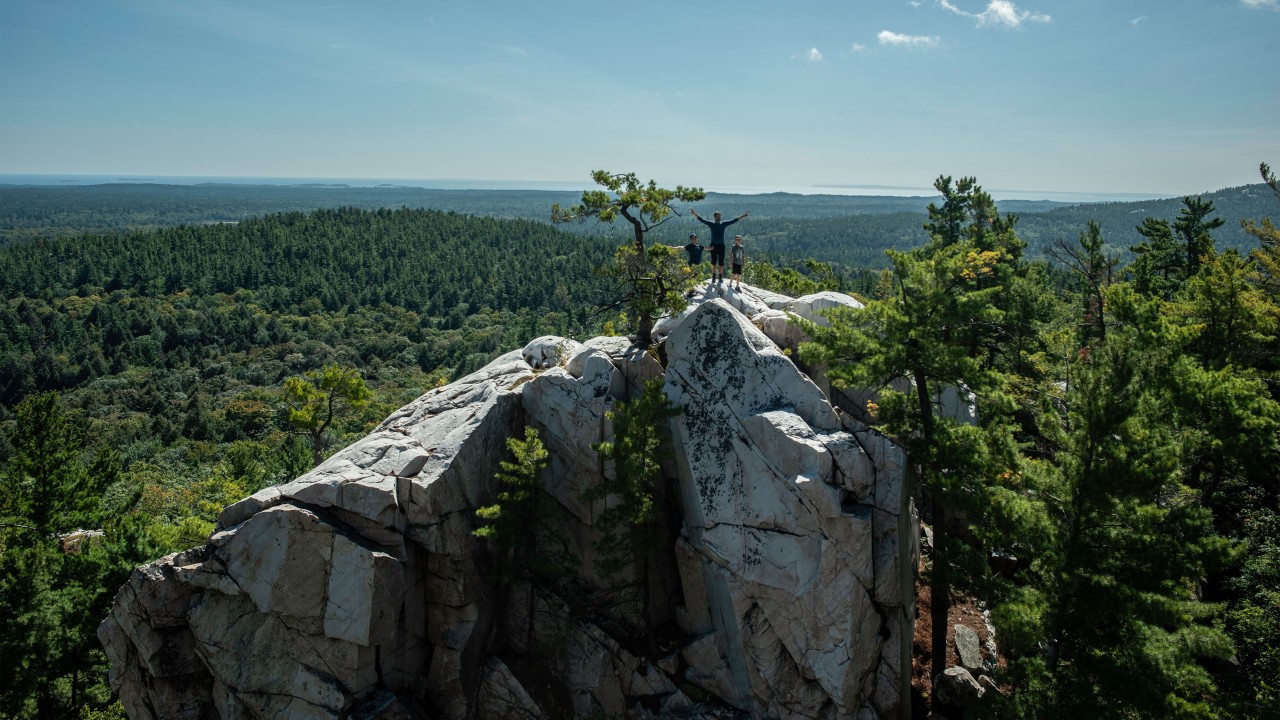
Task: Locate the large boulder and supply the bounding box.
[100,290,916,720]
[100,352,535,720]
[663,300,914,719]
[933,666,984,709]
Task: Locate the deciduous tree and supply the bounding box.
[283,364,371,466]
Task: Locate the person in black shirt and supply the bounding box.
[691,208,748,285]
[681,233,705,266]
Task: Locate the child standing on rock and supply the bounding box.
[729,235,746,291]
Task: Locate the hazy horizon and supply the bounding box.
[0,173,1196,204]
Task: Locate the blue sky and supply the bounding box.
[1,0,1277,195]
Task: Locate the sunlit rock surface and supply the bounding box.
[100,286,916,720]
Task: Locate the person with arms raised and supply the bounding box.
[691,208,748,286]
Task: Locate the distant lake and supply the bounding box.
[0,174,1167,203]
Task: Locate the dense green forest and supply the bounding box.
[0,208,629,718]
[1,174,1278,718]
[4,182,1273,264]
[798,173,1280,718]
[0,182,1074,242]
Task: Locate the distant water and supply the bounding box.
[0,174,1169,203]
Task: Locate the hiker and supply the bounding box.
[729,235,745,291]
[691,208,748,285]
[679,233,705,267]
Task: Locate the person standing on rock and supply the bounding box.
[678,233,705,268]
[691,208,748,286]
[729,234,746,291]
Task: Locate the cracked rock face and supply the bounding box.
[100,292,915,720]
[664,300,913,720]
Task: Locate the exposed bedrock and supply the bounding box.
[100,285,916,720]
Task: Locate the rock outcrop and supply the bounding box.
[100,283,917,720]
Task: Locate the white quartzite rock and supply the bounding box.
[101,352,535,720]
[664,300,912,720]
[522,335,583,369]
[785,291,865,326]
[100,290,915,720]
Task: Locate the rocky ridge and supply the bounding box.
[99,283,919,720]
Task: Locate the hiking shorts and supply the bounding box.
[732,263,743,275]
[709,244,726,266]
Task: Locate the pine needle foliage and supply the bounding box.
[283,364,371,466]
[584,378,680,646]
[799,175,1049,697]
[586,378,679,582]
[474,426,577,585]
[552,171,705,346]
[1,392,156,719]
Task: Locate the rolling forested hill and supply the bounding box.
[0,207,621,408]
[3,182,1274,272]
[0,182,1069,242]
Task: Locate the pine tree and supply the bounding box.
[474,427,576,653]
[800,176,1043,704]
[584,378,680,651]
[988,293,1236,718]
[552,171,705,345]
[1049,220,1119,347]
[1131,196,1225,300]
[0,392,154,719]
[283,364,371,466]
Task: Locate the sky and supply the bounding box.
[1,0,1277,196]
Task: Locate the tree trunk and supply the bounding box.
[912,366,950,702]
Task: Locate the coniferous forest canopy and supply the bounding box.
[0,171,1278,719]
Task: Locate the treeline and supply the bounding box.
[4,182,1275,268]
[0,207,616,316]
[0,183,1076,243]
[1014,183,1277,260]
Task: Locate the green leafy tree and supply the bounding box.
[1222,509,1280,714]
[552,171,705,345]
[584,378,680,651]
[1244,161,1280,377]
[1174,249,1277,370]
[283,364,371,466]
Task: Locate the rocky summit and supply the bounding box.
[99,285,918,720]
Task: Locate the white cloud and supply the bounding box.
[1241,0,1278,9]
[1130,15,1148,25]
[500,45,528,57]
[878,30,941,47]
[940,0,1050,28]
[910,1,922,6]
[850,43,867,52]
[807,47,823,61]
